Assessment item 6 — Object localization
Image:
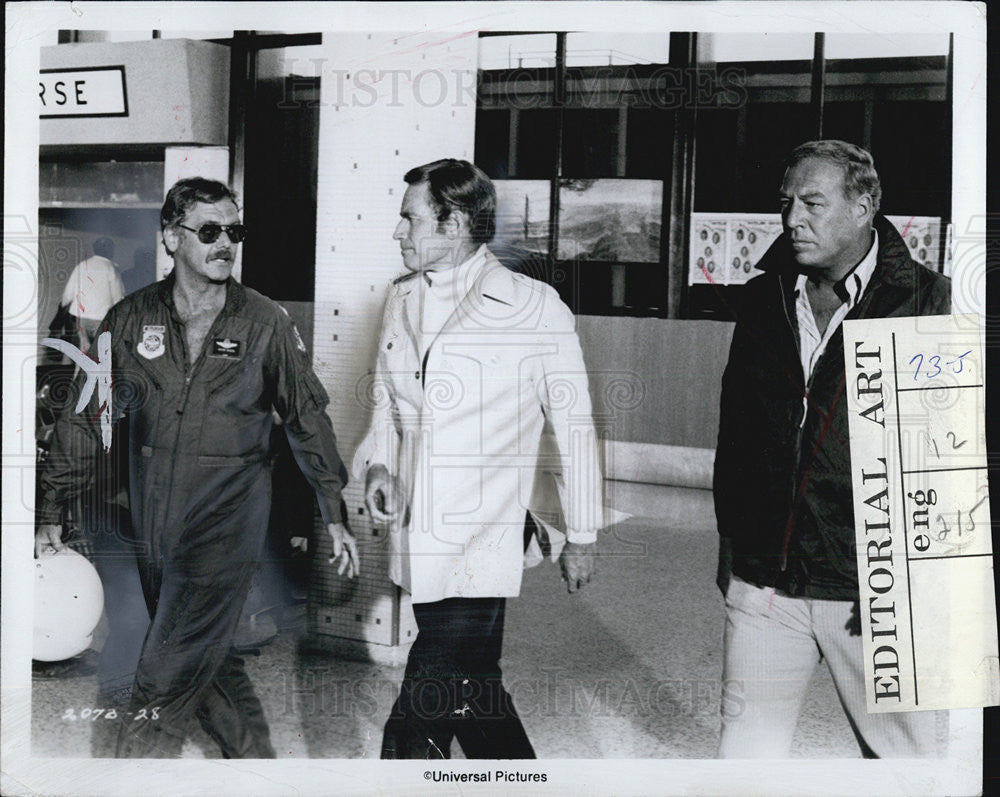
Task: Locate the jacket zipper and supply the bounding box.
[778,277,808,572]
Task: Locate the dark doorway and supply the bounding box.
[240,75,321,302]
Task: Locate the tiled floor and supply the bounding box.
[31,483,886,759]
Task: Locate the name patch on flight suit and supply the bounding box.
[138,325,166,359]
[209,337,243,359]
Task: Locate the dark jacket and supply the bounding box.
[37,274,347,561]
[713,215,951,599]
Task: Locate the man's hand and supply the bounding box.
[327,522,360,578]
[559,541,596,593]
[364,464,404,525]
[716,536,734,597]
[35,524,65,558]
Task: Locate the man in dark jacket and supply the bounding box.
[713,141,950,757]
[36,178,359,758]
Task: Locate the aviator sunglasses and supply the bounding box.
[176,222,248,244]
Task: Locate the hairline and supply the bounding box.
[161,181,240,230]
[784,154,871,204]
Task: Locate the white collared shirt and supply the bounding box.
[416,244,488,354]
[794,230,878,385]
[61,255,126,321]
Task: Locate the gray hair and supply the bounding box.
[787,140,882,215]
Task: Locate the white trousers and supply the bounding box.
[718,576,942,758]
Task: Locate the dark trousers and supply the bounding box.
[115,554,275,759]
[115,463,278,761]
[90,504,148,699]
[381,597,535,759]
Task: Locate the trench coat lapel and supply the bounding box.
[396,282,422,364]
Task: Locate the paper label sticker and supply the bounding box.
[844,313,999,713]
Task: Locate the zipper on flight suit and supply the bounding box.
[152,296,229,564]
[161,306,229,547]
[175,309,228,416]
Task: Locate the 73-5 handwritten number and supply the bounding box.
[908,350,972,381]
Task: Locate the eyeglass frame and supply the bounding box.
[175,222,248,244]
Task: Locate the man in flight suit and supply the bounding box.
[36,177,359,758]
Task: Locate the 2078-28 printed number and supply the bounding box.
[61,706,161,721]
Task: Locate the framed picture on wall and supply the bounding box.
[556,178,663,263]
[493,179,551,252]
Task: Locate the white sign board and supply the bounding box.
[39,66,127,117]
[844,314,998,713]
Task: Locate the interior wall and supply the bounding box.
[576,316,735,451]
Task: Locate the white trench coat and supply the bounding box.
[354,248,606,603]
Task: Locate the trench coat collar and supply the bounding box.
[435,248,518,338]
[394,246,517,344]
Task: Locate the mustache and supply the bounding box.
[208,250,234,261]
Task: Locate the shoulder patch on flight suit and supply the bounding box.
[138,325,166,359]
[277,303,307,353]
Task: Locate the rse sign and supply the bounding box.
[39,66,128,118]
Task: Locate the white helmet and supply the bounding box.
[34,548,104,662]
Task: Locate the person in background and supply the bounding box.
[713,140,950,758]
[60,236,126,354]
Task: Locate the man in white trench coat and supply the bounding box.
[355,159,606,758]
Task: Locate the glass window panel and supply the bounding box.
[514,108,559,178]
[623,263,665,312]
[76,31,154,43]
[259,44,327,79]
[871,100,949,218]
[693,108,740,211]
[479,34,557,70]
[475,109,511,179]
[562,109,618,177]
[742,103,814,212]
[39,161,163,206]
[823,101,866,148]
[824,33,949,60]
[557,178,663,262]
[698,33,814,63]
[626,108,674,178]
[159,31,235,41]
[565,33,669,67]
